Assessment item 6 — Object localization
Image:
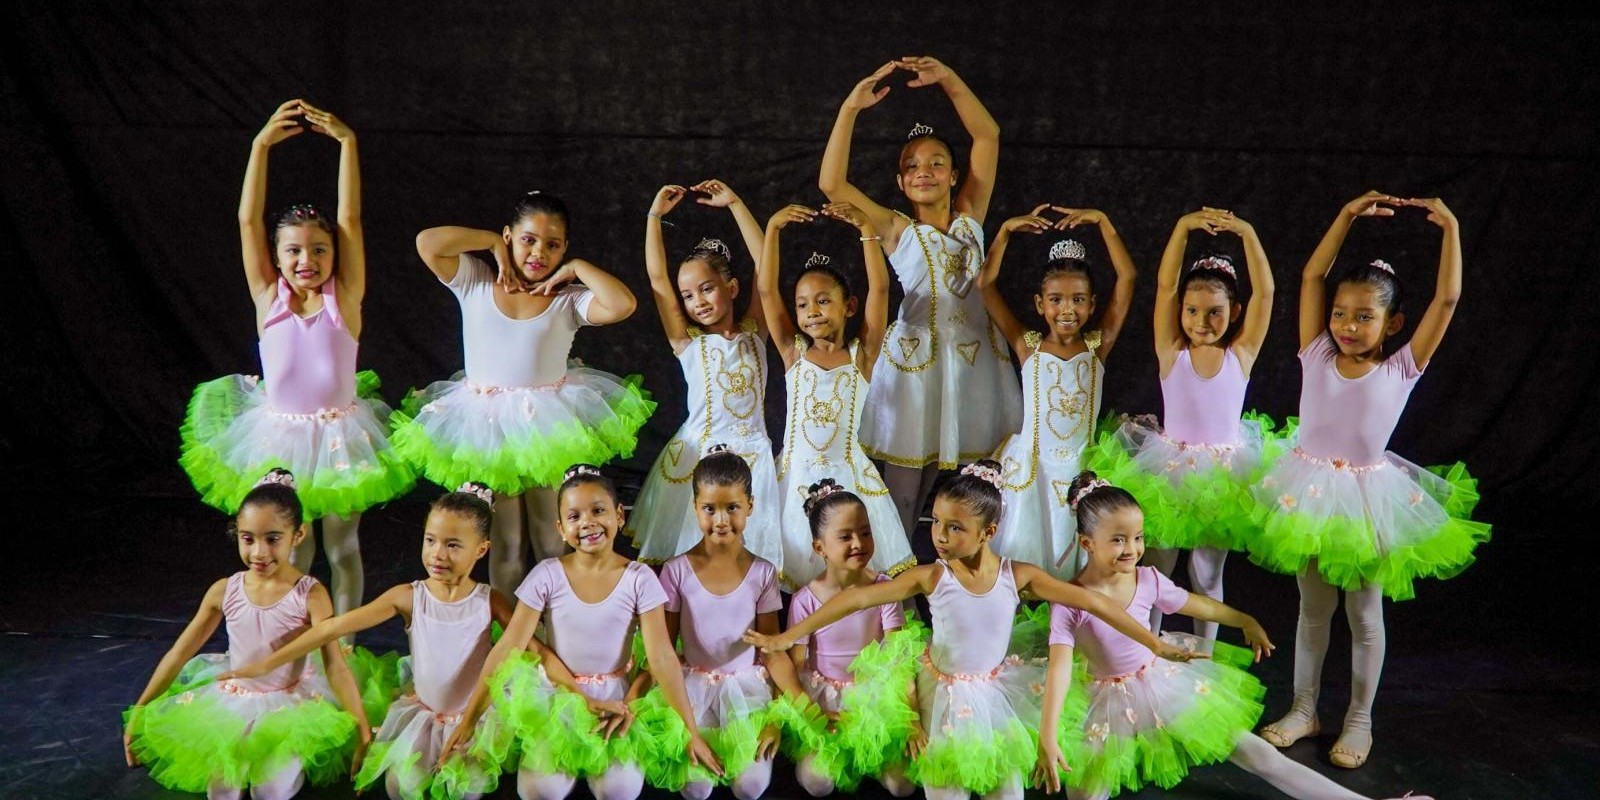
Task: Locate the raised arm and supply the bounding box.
[1056,208,1137,360]
[1401,197,1462,368]
[124,579,226,766]
[818,62,902,238]
[758,205,817,369]
[239,100,305,303]
[645,185,695,350]
[1177,593,1275,663]
[1035,643,1076,793]
[981,207,1053,357]
[638,607,725,777]
[220,585,408,681]
[899,57,1000,224]
[742,565,936,653]
[1154,210,1226,368]
[306,582,372,772]
[1219,212,1274,370]
[1014,563,1194,662]
[415,226,502,284]
[1300,191,1402,350]
[822,202,891,376]
[300,103,367,330]
[690,179,770,337]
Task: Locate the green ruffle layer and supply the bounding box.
[390,375,655,495]
[346,645,403,726]
[179,370,415,518]
[907,710,1038,795]
[1055,640,1265,795]
[1247,461,1491,600]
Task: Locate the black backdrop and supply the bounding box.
[4,1,1597,522]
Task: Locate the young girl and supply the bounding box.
[631,180,782,566]
[759,201,915,586]
[398,191,652,594]
[979,207,1138,578]
[442,464,723,800]
[123,469,371,800]
[216,483,519,800]
[782,479,921,797]
[819,57,1023,539]
[1037,471,1431,800]
[746,460,1196,800]
[181,100,413,615]
[1251,192,1490,768]
[1087,207,1274,637]
[653,447,808,800]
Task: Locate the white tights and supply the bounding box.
[796,756,915,797]
[517,763,644,800]
[488,488,561,596]
[883,463,942,545]
[922,773,1024,800]
[1271,562,1386,748]
[206,759,302,800]
[680,758,772,800]
[291,513,363,615]
[1064,734,1374,799]
[1143,546,1228,639]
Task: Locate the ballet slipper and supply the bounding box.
[1259,713,1320,747]
[1329,727,1372,769]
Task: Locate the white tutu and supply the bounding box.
[910,653,1047,792]
[683,664,773,731]
[391,366,654,495]
[360,674,510,800]
[630,435,783,566]
[801,669,849,714]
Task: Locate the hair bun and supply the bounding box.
[1067,471,1112,509]
[803,478,845,516]
[959,461,1003,490]
[705,443,734,456]
[254,469,297,490]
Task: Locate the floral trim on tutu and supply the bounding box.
[180,369,416,519]
[1086,411,1281,551]
[770,621,928,790]
[390,368,654,495]
[1054,632,1265,795]
[1248,435,1491,599]
[353,663,512,800]
[123,654,358,793]
[906,651,1047,794]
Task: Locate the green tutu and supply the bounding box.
[180,369,416,519]
[390,368,655,495]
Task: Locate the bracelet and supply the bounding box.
[860,235,882,242]
[647,211,662,219]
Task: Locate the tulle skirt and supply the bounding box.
[628,431,783,567]
[123,654,358,794]
[776,450,915,588]
[180,370,415,519]
[991,442,1090,580]
[1086,412,1278,551]
[353,654,512,800]
[908,652,1048,794]
[1054,632,1266,796]
[1248,441,1492,600]
[390,368,654,495]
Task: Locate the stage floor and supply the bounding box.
[3,487,1592,799]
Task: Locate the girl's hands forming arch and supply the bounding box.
[1002,204,1056,236]
[300,102,354,143]
[767,204,818,231]
[690,179,742,208]
[821,201,872,232]
[897,55,954,88]
[845,62,897,111]
[253,99,305,148]
[1405,196,1457,229]
[1342,190,1403,220]
[1050,207,1107,230]
[1177,207,1233,235]
[651,184,689,218]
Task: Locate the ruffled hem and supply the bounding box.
[1085,412,1280,551]
[1248,456,1491,599]
[354,694,513,800]
[391,369,655,495]
[124,658,358,792]
[908,651,1047,794]
[909,718,1036,794]
[491,655,657,778]
[346,645,403,726]
[180,370,416,518]
[1056,633,1265,795]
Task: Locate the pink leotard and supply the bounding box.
[1049,567,1190,678]
[223,572,317,692]
[259,279,356,414]
[659,554,782,672]
[928,559,1020,675]
[407,581,492,714]
[1161,348,1248,446]
[788,575,905,682]
[446,254,595,388]
[516,560,668,677]
[1296,336,1423,466]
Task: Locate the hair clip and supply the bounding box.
[1369,259,1396,275]
[1049,239,1087,262]
[255,470,297,490]
[455,482,495,505]
[694,238,732,260]
[960,462,1003,490]
[907,122,936,140]
[809,479,845,503]
[804,252,832,269]
[527,190,543,196]
[1069,478,1111,509]
[1190,255,1237,279]
[564,464,602,481]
